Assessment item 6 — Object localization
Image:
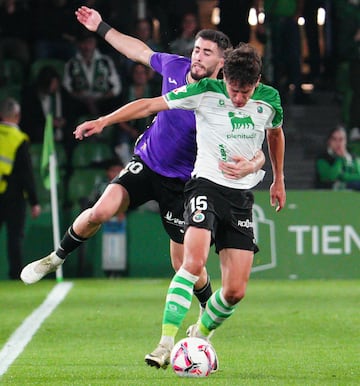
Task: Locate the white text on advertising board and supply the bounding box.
[288,225,360,255]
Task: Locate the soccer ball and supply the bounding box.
[170,337,218,377]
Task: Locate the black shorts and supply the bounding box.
[111,155,185,243]
[184,178,258,254]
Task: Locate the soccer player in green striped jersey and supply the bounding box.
[74,42,286,371]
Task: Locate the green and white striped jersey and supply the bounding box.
[164,78,283,189]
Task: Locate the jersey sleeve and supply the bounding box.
[150,52,183,75]
[265,90,283,129]
[163,79,209,111]
[253,83,283,129]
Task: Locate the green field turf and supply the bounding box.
[0,279,359,385]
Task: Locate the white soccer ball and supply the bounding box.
[170,337,218,377]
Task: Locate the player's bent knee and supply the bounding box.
[183,260,205,277]
[223,288,246,305]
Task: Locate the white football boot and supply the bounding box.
[20,252,64,284]
[144,344,172,369]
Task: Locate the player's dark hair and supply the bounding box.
[223,43,262,86]
[195,29,232,52]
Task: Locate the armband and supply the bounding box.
[96,21,112,38]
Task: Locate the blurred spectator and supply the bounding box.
[97,0,136,36]
[256,0,309,104]
[147,0,198,46]
[169,12,199,57]
[20,65,79,159]
[63,30,122,117]
[218,0,254,46]
[315,127,360,190]
[0,0,31,68]
[124,18,163,91]
[332,0,360,140]
[95,0,137,73]
[0,97,41,279]
[133,17,164,53]
[116,63,158,164]
[303,0,324,86]
[31,0,77,61]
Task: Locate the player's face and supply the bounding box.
[190,37,224,81]
[225,79,259,108]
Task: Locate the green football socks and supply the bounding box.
[161,267,199,337]
[200,288,236,332]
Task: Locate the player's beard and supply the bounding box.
[190,63,217,81]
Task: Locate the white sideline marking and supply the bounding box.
[0,281,73,377]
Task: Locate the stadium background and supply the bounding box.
[1,0,358,280]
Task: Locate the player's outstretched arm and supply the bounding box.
[267,127,286,212]
[74,97,168,140]
[75,6,153,65]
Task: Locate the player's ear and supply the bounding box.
[219,57,225,69]
[216,57,225,76]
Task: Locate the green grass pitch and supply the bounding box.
[0,279,359,385]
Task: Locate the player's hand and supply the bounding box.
[75,6,102,32]
[219,155,255,179]
[269,179,286,212]
[73,119,105,140]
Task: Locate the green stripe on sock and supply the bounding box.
[215,288,229,309]
[173,274,195,287]
[202,289,236,330]
[160,269,198,339]
[207,301,229,319]
[168,287,193,302]
[202,311,219,330]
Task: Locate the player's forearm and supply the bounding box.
[103,28,153,65]
[251,149,266,172]
[100,97,166,126]
[267,128,285,182]
[77,6,153,65]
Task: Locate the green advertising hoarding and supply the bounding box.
[248,190,360,279]
[0,191,359,280]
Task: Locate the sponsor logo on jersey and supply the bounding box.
[171,85,187,95]
[226,111,256,139]
[237,219,253,228]
[227,132,256,139]
[168,77,178,85]
[228,112,255,131]
[218,144,227,161]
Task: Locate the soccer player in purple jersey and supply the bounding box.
[21,7,265,321]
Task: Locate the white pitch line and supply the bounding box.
[0,281,73,377]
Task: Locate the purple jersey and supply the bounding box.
[134,53,196,182]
